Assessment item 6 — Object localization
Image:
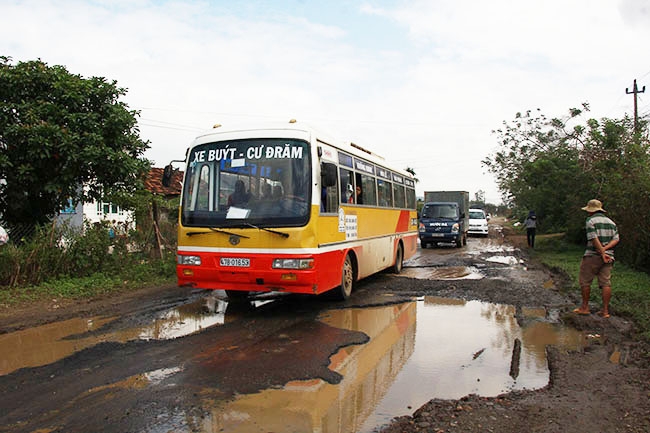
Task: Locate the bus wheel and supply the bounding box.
[334,254,354,301]
[391,243,403,274]
[226,290,249,301]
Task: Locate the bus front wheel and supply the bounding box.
[333,254,354,301]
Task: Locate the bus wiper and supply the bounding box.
[244,223,290,238]
[186,228,250,238]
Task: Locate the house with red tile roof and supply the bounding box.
[144,167,184,197]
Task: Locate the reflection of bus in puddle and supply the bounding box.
[202,302,417,433]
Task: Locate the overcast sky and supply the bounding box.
[2,0,649,204]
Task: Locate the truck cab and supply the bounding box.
[418,201,467,248]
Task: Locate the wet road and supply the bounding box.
[0,226,584,433]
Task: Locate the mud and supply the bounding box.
[0,221,648,433]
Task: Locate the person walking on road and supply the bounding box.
[524,210,537,248]
[573,199,619,318]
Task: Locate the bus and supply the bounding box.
[165,120,418,300]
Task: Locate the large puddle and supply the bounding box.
[0,296,586,433]
[0,294,271,375]
[199,297,586,433]
[399,265,484,280]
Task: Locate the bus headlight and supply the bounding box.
[178,255,201,266]
[272,258,314,269]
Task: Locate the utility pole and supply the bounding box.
[626,79,646,132]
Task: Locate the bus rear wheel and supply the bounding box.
[391,243,403,274]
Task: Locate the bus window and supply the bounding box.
[406,188,416,209]
[321,162,339,213]
[340,168,354,204]
[181,138,311,227]
[357,173,377,206]
[378,179,392,207]
[393,184,406,208]
[321,184,338,213]
[196,164,211,210]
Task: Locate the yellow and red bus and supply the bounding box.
[170,121,418,300]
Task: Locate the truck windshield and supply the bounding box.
[422,204,458,219]
[181,138,311,228]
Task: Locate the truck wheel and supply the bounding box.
[456,237,462,248]
[391,243,403,274]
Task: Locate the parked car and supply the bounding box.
[468,208,489,237]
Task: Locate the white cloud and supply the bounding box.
[2,0,649,204]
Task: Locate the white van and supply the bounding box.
[468,208,489,237]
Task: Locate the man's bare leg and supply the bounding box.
[573,285,591,314]
[599,286,611,317]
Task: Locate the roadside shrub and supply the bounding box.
[0,219,174,289]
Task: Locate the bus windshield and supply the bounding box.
[181,138,311,228]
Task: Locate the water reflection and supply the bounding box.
[199,298,585,433]
[399,266,483,280]
[485,255,523,265]
[0,294,242,376]
[200,303,418,433]
[359,297,585,432]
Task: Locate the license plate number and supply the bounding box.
[430,233,444,237]
[220,257,250,267]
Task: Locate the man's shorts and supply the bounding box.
[579,255,613,288]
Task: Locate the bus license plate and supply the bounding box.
[220,257,250,267]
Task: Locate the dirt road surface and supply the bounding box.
[0,219,648,433]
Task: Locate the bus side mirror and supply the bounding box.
[321,162,337,187]
[162,164,173,187]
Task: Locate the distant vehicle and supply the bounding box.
[419,191,469,248]
[468,208,489,237]
[165,121,418,301]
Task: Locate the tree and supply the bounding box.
[405,167,419,183]
[483,105,590,231]
[0,57,150,226]
[485,104,650,271]
[473,190,485,206]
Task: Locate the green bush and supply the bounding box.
[0,220,175,292]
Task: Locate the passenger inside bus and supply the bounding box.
[261,183,273,200]
[355,185,363,204]
[272,185,283,200]
[227,180,251,207]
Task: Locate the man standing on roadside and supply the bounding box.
[573,199,619,318]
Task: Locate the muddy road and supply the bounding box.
[0,221,648,433]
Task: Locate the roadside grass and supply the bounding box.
[0,258,176,306]
[534,235,650,340]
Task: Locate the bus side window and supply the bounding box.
[340,168,354,204]
[359,173,376,206]
[321,162,339,213]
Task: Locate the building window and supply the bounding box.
[60,198,76,214]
